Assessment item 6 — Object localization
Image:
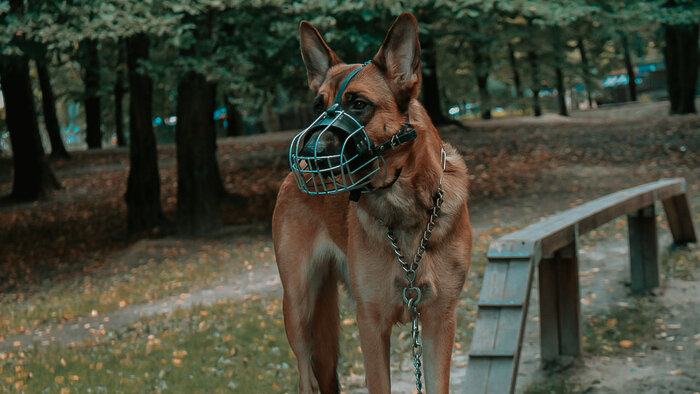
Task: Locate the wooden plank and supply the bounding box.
[468,349,515,358]
[628,205,660,292]
[493,308,524,353]
[489,179,685,257]
[480,261,509,301]
[502,260,532,304]
[538,242,582,360]
[555,243,582,357]
[662,193,697,245]
[470,308,500,352]
[538,255,560,362]
[485,358,516,394]
[463,358,491,394]
[478,300,523,308]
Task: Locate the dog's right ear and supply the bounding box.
[300,21,342,93]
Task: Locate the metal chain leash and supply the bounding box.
[385,148,446,393]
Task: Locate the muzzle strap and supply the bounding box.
[334,60,372,105]
[372,123,417,156]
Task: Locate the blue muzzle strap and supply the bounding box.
[333,60,372,106]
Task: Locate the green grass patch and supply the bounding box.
[0,234,275,337]
[524,374,589,394]
[0,295,296,393]
[582,299,657,356]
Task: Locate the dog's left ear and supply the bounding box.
[372,12,422,110]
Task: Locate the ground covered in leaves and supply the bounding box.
[0,101,699,392]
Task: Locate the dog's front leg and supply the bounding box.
[421,308,457,394]
[356,302,392,393]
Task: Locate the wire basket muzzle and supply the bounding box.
[289,109,382,195]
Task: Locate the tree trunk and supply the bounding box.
[175,71,222,234]
[36,56,70,159]
[476,74,491,119]
[555,66,568,116]
[81,38,102,148]
[620,33,637,102]
[577,38,593,108]
[528,50,542,117]
[124,33,165,235]
[1,56,60,200]
[507,43,522,99]
[225,96,245,137]
[420,35,449,125]
[664,22,698,114]
[114,40,127,147]
[472,42,491,120]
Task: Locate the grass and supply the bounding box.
[523,374,588,394]
[581,299,658,356]
[0,223,509,391]
[0,232,275,337]
[0,295,296,393]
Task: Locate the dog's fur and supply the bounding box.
[272,12,472,394]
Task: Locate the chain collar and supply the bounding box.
[385,146,447,393]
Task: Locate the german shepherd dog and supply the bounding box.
[272,12,472,393]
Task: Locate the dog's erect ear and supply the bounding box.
[300,21,342,93]
[372,12,422,110]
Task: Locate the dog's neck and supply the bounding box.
[356,105,444,232]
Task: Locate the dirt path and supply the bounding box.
[0,257,282,352]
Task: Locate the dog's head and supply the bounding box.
[289,13,423,197]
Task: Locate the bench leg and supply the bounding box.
[628,205,659,293]
[662,194,697,245]
[538,242,582,364]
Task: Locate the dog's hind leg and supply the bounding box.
[310,271,340,394]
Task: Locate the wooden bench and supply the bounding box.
[462,178,696,394]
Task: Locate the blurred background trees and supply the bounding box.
[1,0,698,232]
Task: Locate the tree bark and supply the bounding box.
[124,33,165,235]
[36,56,70,159]
[620,33,637,102]
[528,50,542,117]
[472,42,491,120]
[577,38,593,108]
[114,40,127,147]
[1,57,60,200]
[507,43,522,99]
[175,71,222,234]
[81,38,102,148]
[555,66,568,116]
[664,22,698,114]
[225,95,245,137]
[420,35,449,125]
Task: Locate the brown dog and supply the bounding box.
[272,12,472,394]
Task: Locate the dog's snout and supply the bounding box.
[301,129,342,158]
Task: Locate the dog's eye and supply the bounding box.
[352,99,367,110]
[313,95,325,114]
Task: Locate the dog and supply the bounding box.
[272,12,472,394]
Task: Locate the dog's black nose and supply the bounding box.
[300,128,343,161]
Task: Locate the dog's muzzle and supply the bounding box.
[289,61,416,197]
[289,104,381,195]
